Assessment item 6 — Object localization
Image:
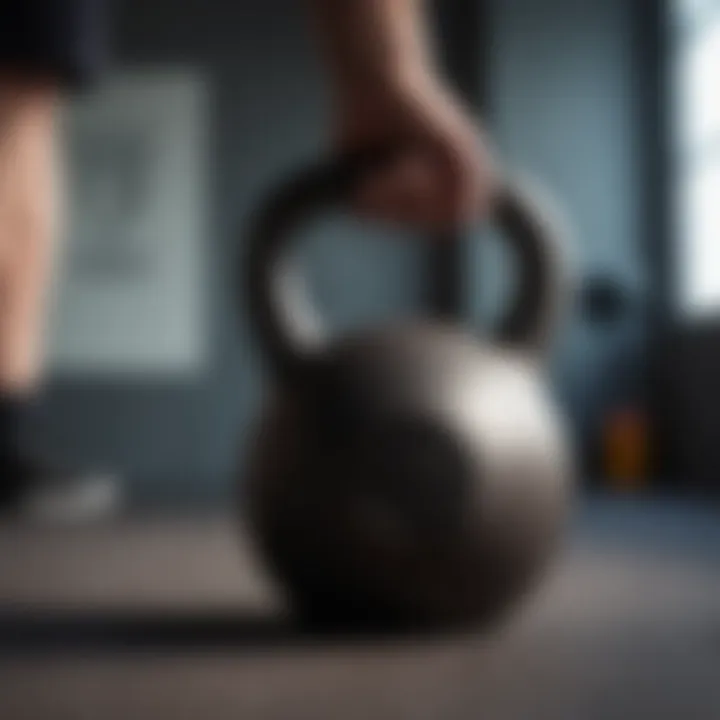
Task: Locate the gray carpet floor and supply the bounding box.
[0,497,718,720]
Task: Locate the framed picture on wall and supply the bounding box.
[49,68,210,377]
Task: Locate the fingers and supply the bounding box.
[354,152,441,228]
[435,129,481,227]
[473,124,502,217]
[352,131,497,232]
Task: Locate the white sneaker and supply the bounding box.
[1,457,123,524]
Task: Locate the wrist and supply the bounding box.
[332,62,437,116]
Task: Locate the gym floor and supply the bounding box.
[0,497,718,720]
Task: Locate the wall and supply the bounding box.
[485,0,648,465]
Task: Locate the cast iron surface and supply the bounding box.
[242,149,574,629]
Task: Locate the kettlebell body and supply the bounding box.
[242,152,574,630]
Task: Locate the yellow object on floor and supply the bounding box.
[603,407,650,491]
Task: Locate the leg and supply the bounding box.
[0,74,59,393]
[0,1,119,521]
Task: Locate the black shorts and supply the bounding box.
[0,0,110,88]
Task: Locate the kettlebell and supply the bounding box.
[242,149,574,631]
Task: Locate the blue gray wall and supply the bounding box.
[35,0,647,503]
[486,0,647,456]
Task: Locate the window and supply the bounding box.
[673,2,720,315]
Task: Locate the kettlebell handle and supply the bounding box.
[245,148,570,383]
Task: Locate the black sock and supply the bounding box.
[0,394,26,458]
[0,394,31,501]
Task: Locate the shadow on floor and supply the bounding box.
[0,606,469,657]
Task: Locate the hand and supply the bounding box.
[334,72,498,231]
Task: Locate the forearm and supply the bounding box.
[308,0,437,96]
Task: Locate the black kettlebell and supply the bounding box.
[241,150,574,631]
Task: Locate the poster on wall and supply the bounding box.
[48,69,210,377]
